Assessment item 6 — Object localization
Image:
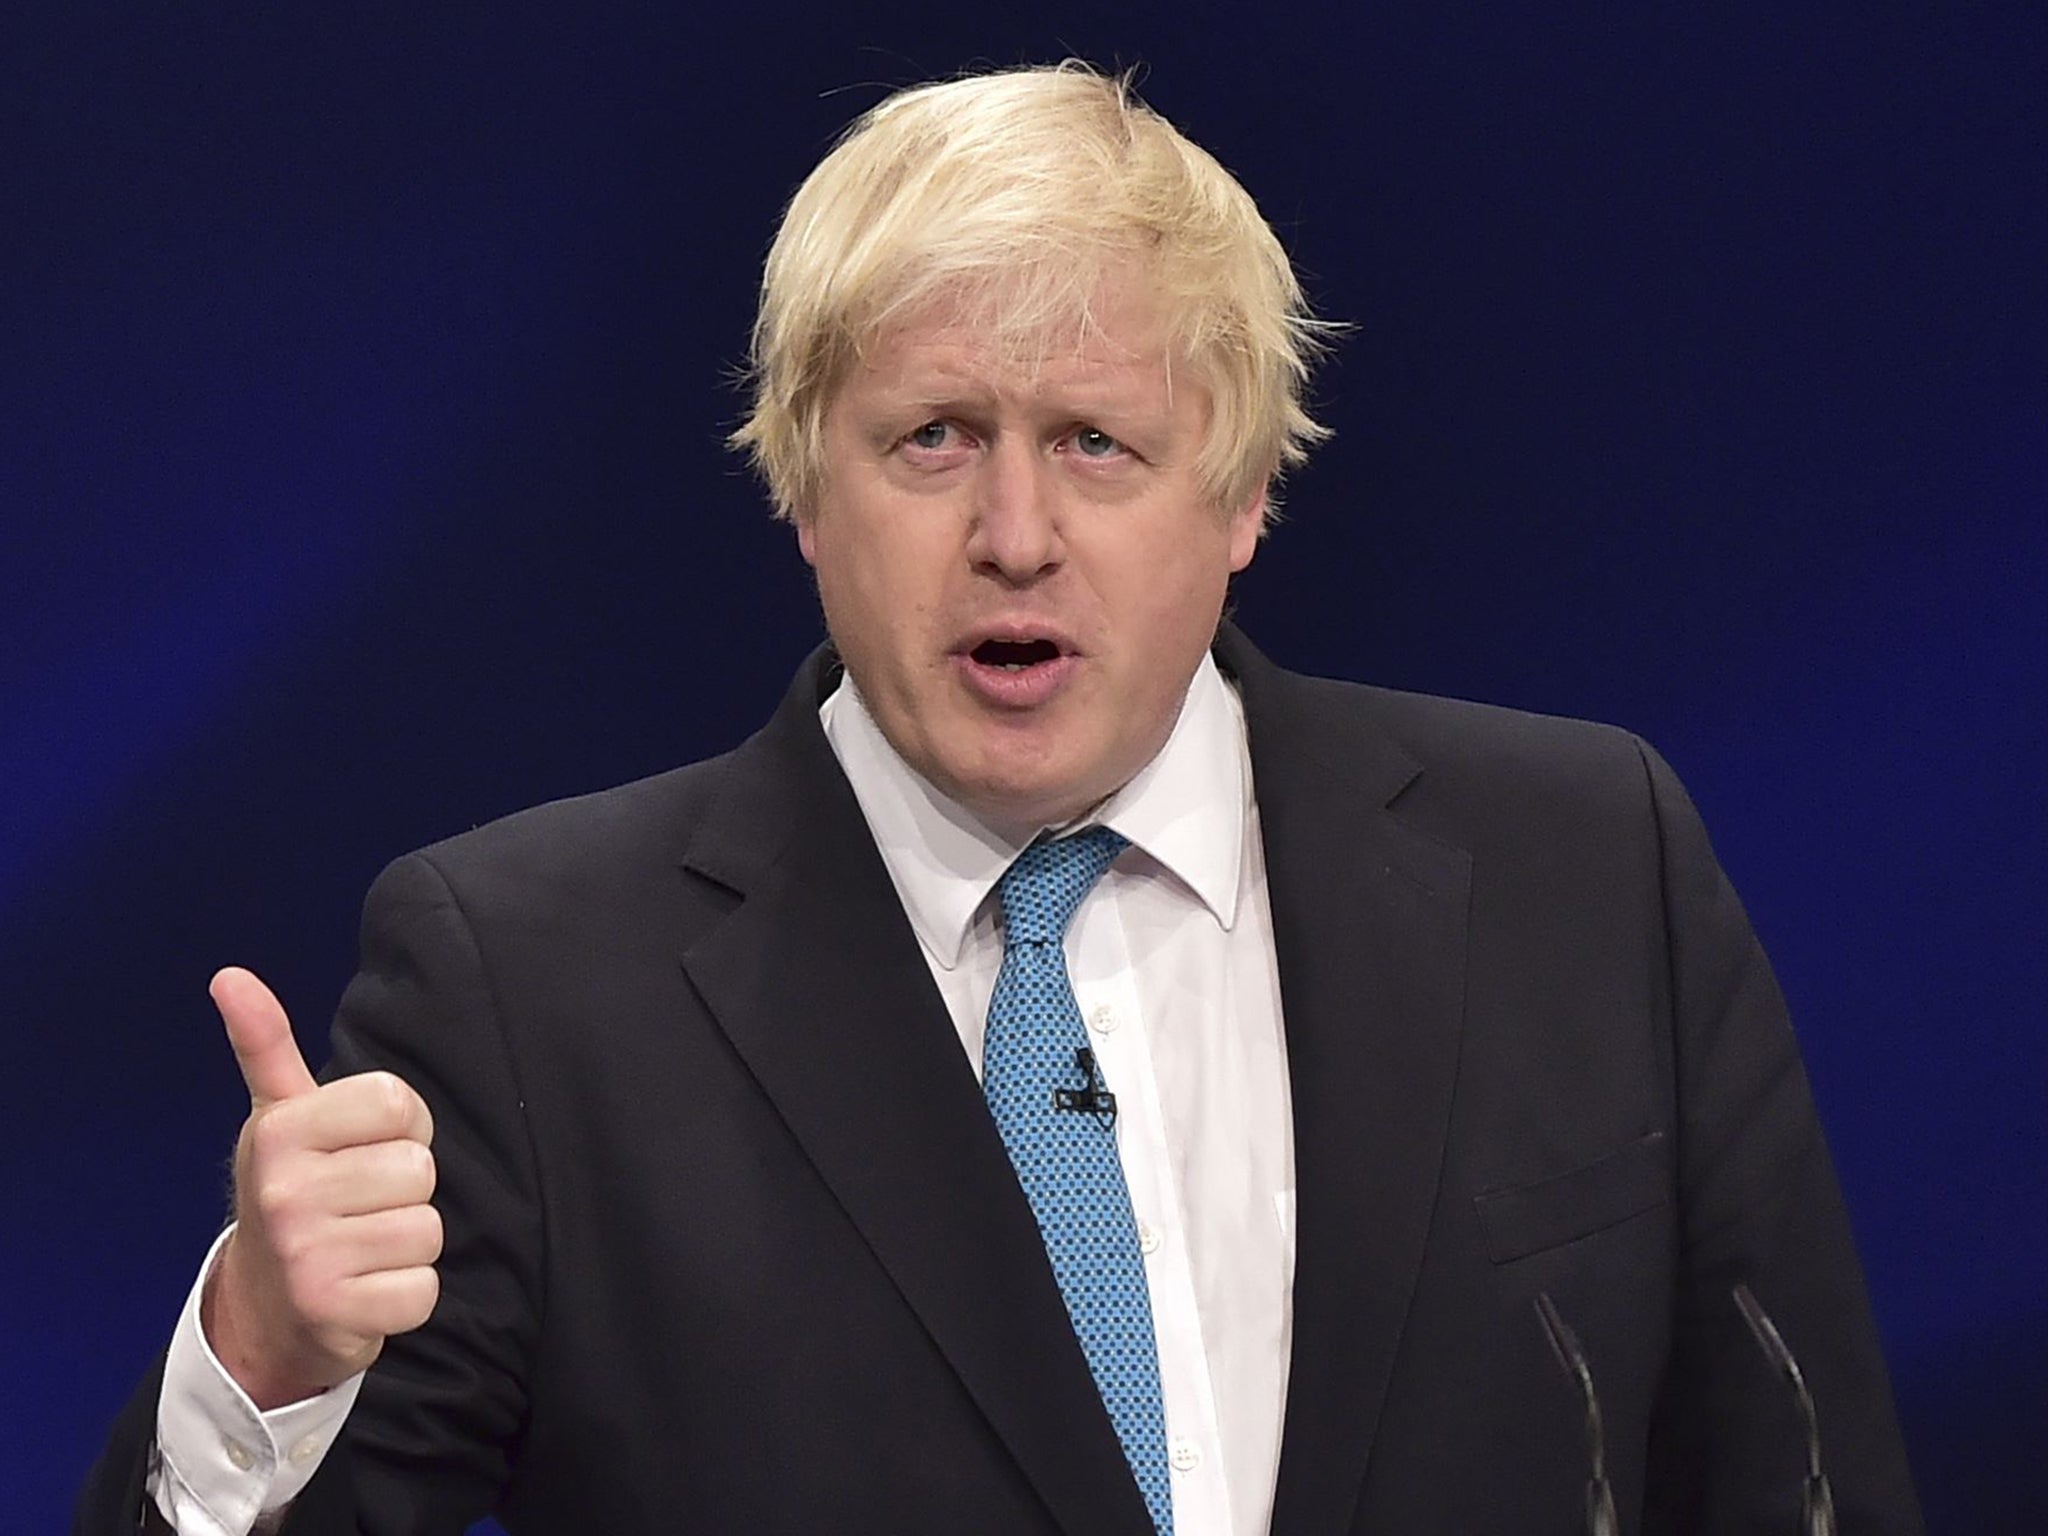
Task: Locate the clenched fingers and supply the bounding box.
[251,1070,434,1160]
[277,1137,438,1220]
[276,1206,445,1325]
[330,1265,442,1341]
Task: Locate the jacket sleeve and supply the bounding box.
[74,850,546,1536]
[1634,738,1923,1533]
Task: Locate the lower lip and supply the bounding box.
[952,652,1079,709]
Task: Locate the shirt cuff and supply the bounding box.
[151,1225,365,1536]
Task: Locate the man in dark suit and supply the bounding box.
[79,63,1920,1535]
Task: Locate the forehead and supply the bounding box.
[840,276,1195,414]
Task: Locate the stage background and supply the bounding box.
[6,4,2042,1530]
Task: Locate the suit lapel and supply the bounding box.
[675,650,1156,1536]
[1219,628,1472,1536]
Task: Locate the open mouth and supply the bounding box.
[956,633,1077,707]
[970,637,1063,671]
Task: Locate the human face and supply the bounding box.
[798,286,1263,835]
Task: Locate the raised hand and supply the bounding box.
[201,967,443,1409]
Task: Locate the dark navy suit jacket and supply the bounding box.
[79,625,1921,1534]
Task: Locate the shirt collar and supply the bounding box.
[819,651,1249,970]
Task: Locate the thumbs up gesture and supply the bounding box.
[202,968,443,1410]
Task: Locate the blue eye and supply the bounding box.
[1073,427,1121,457]
[906,421,952,450]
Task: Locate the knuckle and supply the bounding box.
[270,1215,319,1270]
[247,1108,296,1163]
[316,1328,371,1371]
[251,1170,303,1226]
[282,1266,332,1326]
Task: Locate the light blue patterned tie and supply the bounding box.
[982,827,1173,1536]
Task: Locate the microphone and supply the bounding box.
[1050,1046,1117,1126]
[1732,1283,1838,1536]
[1535,1292,1620,1536]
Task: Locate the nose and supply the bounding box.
[965,437,1063,584]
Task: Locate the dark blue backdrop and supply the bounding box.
[7,5,2043,1530]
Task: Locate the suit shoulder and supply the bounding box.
[1278,673,1701,919]
[380,750,743,906]
[1300,672,1656,801]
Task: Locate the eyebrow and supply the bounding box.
[875,378,1168,421]
[885,387,1005,418]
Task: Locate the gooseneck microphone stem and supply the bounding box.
[1733,1282,1838,1536]
[1535,1292,1621,1536]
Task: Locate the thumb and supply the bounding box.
[212,966,317,1109]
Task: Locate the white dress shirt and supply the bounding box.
[152,652,1295,1536]
[152,1227,363,1535]
[820,653,1296,1536]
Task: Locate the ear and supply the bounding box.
[1226,485,1267,573]
[796,512,819,566]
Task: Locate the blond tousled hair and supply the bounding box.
[729,62,1333,524]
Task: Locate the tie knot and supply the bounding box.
[996,827,1129,948]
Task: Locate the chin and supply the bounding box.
[950,775,1064,827]
[959,763,1117,833]
[924,711,1130,828]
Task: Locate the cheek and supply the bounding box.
[1136,535,1234,621]
[1110,536,1236,684]
[812,527,942,672]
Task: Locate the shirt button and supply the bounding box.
[1088,1004,1119,1035]
[222,1436,255,1472]
[1170,1439,1202,1473]
[289,1434,322,1464]
[1137,1221,1161,1255]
